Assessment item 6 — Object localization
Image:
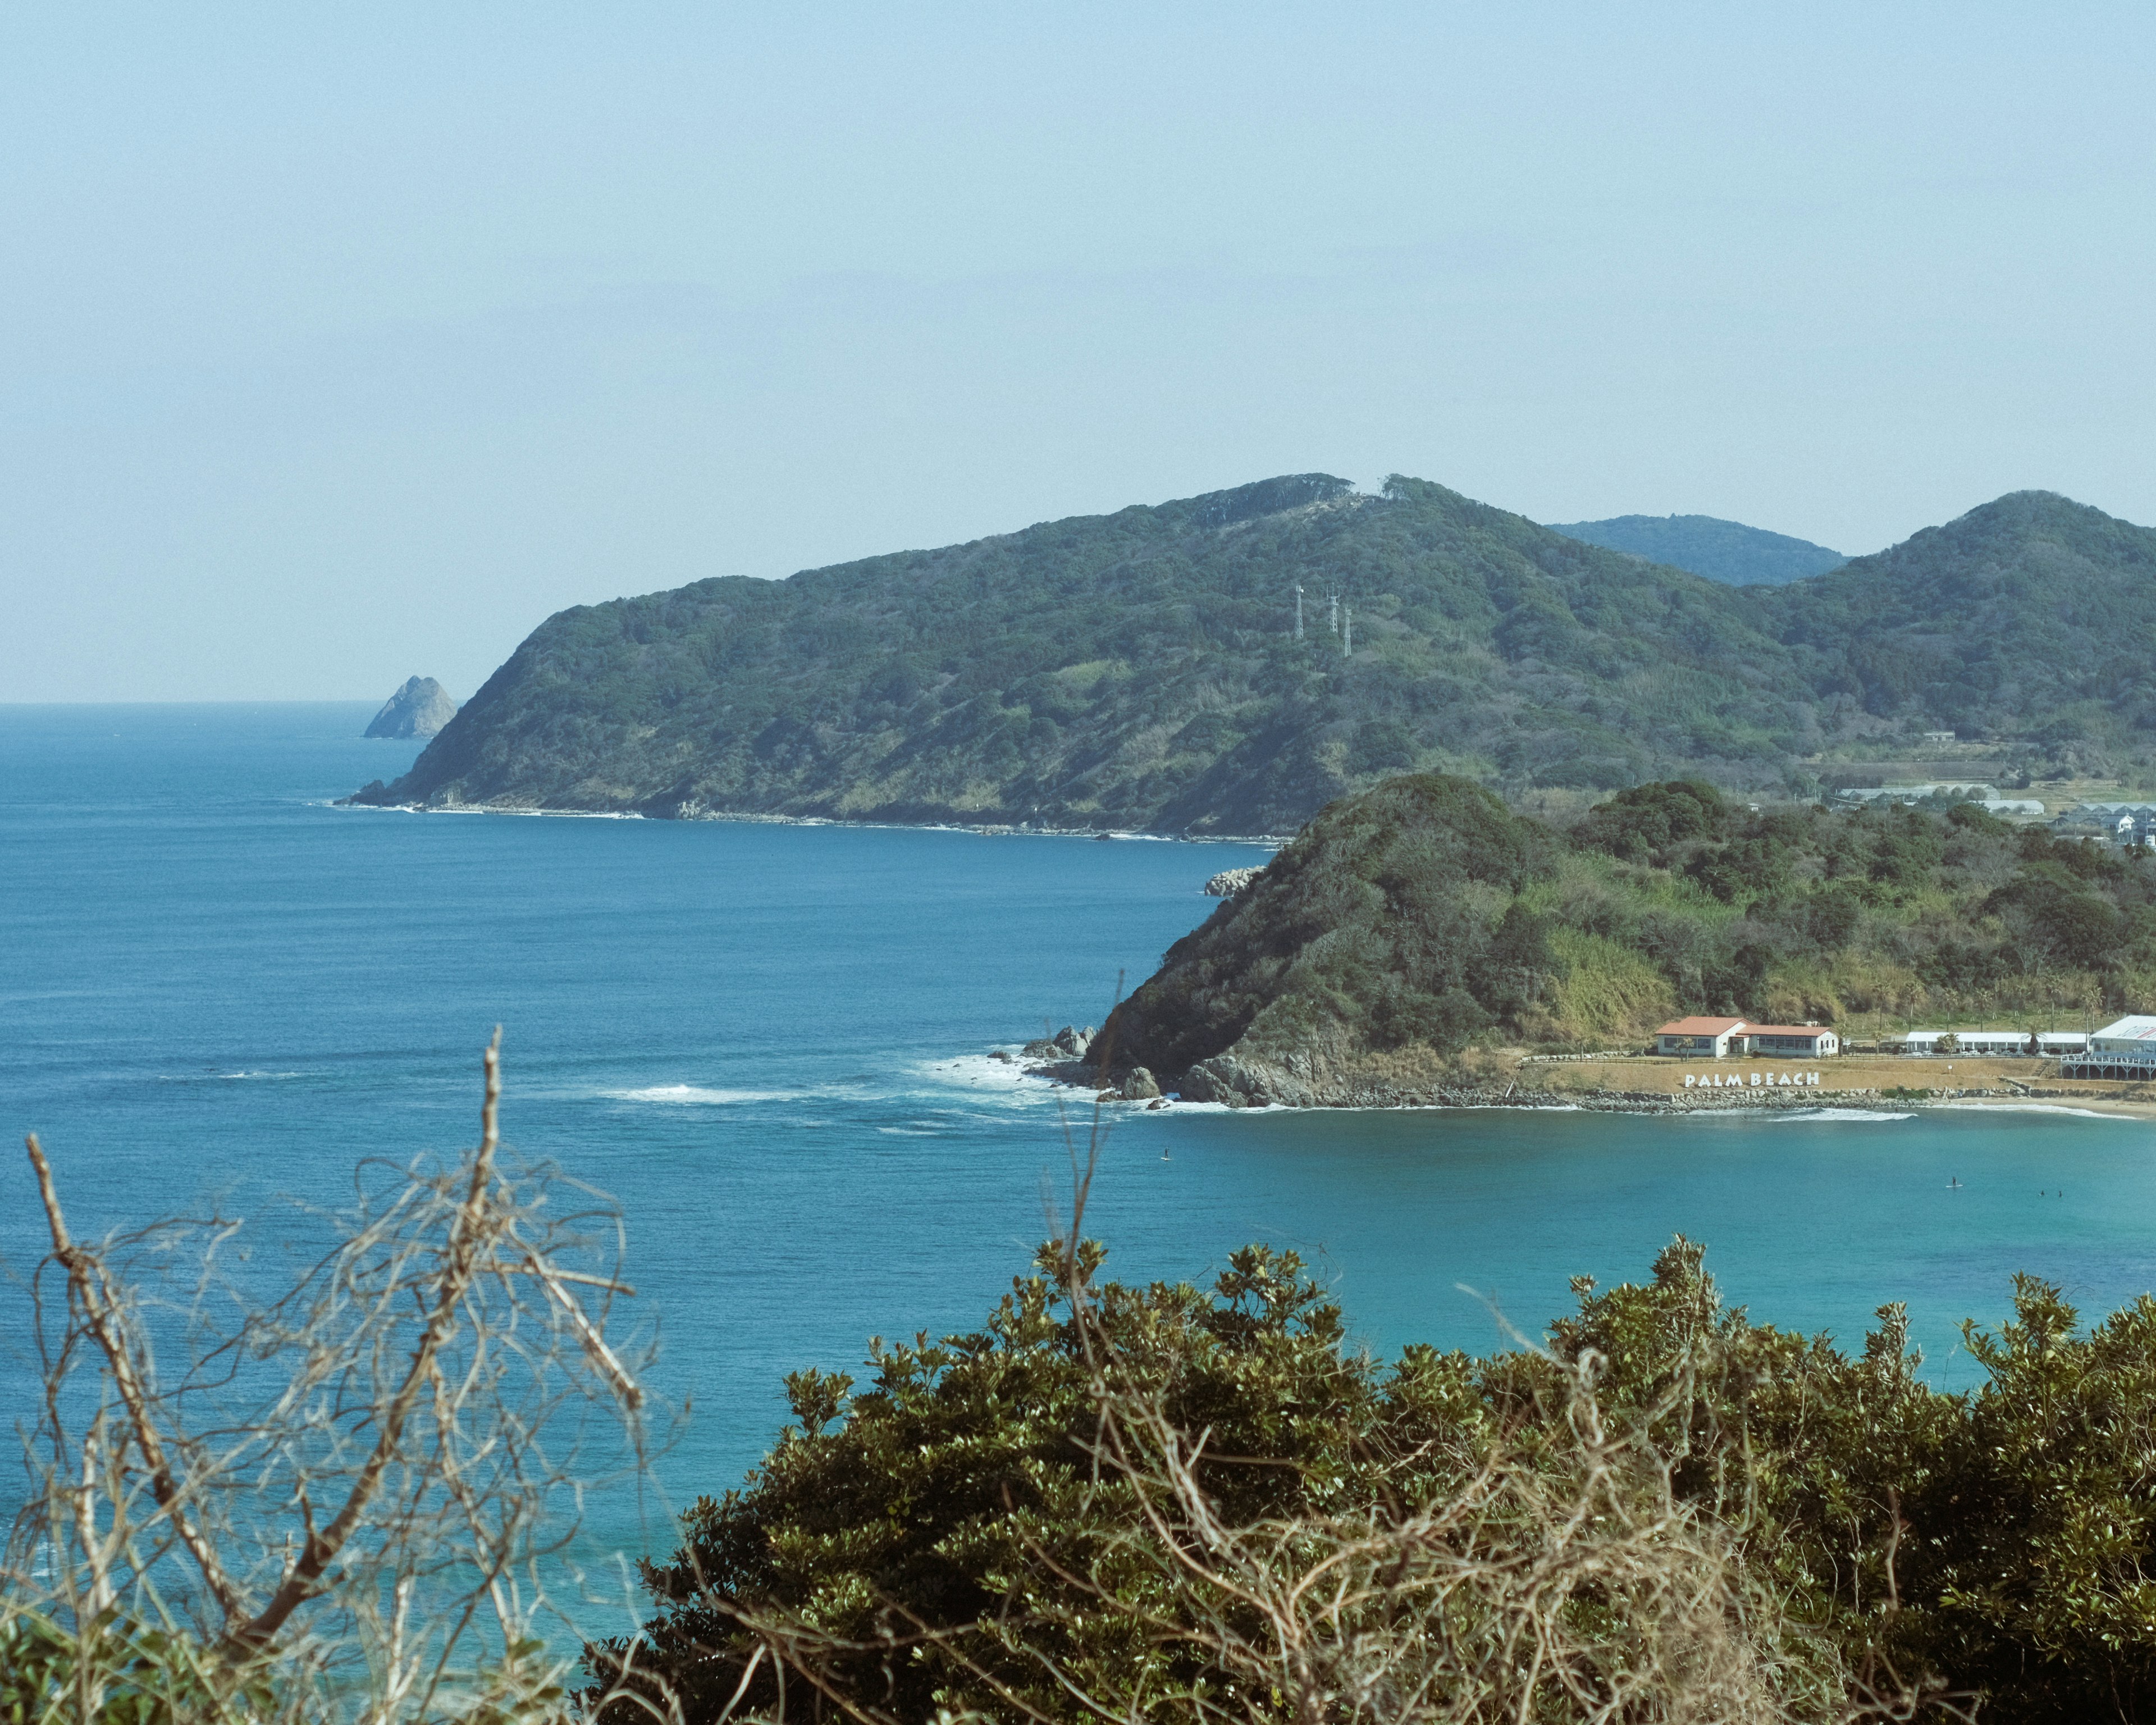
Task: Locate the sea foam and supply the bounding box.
[601,1084,798,1105]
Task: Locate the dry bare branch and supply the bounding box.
[7,1029,661,1723]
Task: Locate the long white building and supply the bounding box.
[1897,1030,2088,1057]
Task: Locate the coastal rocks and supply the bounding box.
[1180,1055,1276,1106]
[1203,866,1261,897]
[365,677,459,740]
[1122,1066,1162,1101]
[1022,1025,1097,1061]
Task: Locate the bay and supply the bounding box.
[5,703,2156,1579]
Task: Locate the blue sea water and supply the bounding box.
[7,704,2156,1583]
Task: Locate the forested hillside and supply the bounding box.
[1762,488,2156,777]
[351,477,2156,832]
[1100,774,2156,1104]
[1545,512,1847,585]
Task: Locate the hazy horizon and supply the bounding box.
[6,3,2152,702]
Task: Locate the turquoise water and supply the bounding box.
[7,704,2156,1568]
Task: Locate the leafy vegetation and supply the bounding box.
[1544,513,1847,586]
[591,1233,2156,1723]
[1104,774,2156,1094]
[353,474,2156,832]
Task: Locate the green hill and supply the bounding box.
[1098,774,2156,1104]
[1545,512,1846,585]
[1762,490,2156,777]
[350,475,1808,832]
[349,478,2156,832]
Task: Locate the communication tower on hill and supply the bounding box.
[1343,606,1353,656]
[1328,592,1339,635]
[1294,583,1304,641]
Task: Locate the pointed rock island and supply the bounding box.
[364,677,459,740]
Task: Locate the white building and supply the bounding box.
[1655,1018,1839,1058]
[2061,1016,2156,1079]
[2054,804,2156,845]
[1897,1029,2087,1057]
[1655,1017,1748,1058]
[1743,1024,1839,1057]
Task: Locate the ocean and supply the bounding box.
[7,702,2156,1582]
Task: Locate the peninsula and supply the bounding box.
[1077,773,2156,1110]
[345,476,2156,834]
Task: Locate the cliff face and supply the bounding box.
[364,677,459,740]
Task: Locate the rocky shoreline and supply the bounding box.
[336,796,1292,846]
[1004,1030,2059,1114]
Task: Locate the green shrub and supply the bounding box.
[592,1236,2156,1723]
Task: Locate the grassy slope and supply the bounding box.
[1102,775,2156,1089]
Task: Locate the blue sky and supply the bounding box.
[5,3,2152,701]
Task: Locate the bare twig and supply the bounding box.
[26,1130,245,1623]
[10,1027,657,1723]
[233,1031,508,1649]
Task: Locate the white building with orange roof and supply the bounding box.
[1653,1016,1748,1058]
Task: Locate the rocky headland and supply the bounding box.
[1004,769,2156,1114]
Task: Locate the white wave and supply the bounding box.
[1752,1108,1916,1123]
[327,803,644,819]
[159,1069,307,1082]
[600,1084,799,1105]
[905,1054,1068,1102]
[1934,1101,2138,1121]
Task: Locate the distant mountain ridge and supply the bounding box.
[349,478,2156,833]
[1545,514,1846,586]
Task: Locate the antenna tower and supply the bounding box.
[1294,583,1304,641]
[1328,592,1339,635]
[1343,605,1353,656]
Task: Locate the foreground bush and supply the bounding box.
[594,1236,2156,1724]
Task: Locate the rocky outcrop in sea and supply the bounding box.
[1022,1024,1096,1060]
[1203,867,1260,897]
[365,677,459,740]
